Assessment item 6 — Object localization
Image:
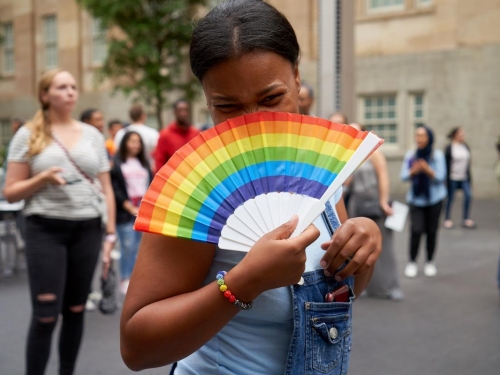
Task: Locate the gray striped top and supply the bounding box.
[7,123,110,220]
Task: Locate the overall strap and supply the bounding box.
[321,200,340,237]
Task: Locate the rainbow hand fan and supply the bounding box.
[135,112,383,252]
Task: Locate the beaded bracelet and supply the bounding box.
[216,271,253,311]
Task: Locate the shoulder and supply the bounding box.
[81,122,105,142]
[9,126,31,149]
[432,149,445,159]
[142,126,159,136]
[403,150,415,160]
[115,128,126,138]
[14,125,31,139]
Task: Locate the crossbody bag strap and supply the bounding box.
[52,135,96,186]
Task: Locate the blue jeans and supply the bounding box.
[445,179,472,221]
[116,220,142,280]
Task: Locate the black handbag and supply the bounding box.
[99,262,118,315]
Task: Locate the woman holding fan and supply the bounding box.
[121,1,382,374]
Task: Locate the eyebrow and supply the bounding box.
[211,83,285,101]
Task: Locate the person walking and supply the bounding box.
[120,1,382,374]
[346,123,403,300]
[401,125,447,278]
[110,131,153,295]
[3,69,116,375]
[443,127,475,229]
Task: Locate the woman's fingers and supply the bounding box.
[265,214,299,240]
[320,218,381,281]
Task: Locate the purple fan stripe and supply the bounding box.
[205,177,328,241]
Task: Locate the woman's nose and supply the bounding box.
[242,104,260,114]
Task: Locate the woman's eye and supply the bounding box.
[213,104,240,113]
[262,94,283,104]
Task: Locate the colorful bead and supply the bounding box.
[216,270,253,311]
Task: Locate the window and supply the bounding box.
[91,18,107,64]
[361,95,398,144]
[411,93,426,128]
[43,15,58,68]
[417,0,432,5]
[2,22,14,73]
[367,0,405,12]
[0,118,12,148]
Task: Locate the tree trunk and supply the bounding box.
[155,97,163,130]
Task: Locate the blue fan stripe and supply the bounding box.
[191,161,338,242]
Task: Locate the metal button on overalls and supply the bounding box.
[329,327,338,340]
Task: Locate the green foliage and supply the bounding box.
[76,0,207,128]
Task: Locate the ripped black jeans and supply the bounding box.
[25,215,103,375]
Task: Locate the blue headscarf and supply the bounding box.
[412,126,434,199]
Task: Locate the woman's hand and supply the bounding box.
[417,159,435,178]
[380,201,394,216]
[319,217,382,282]
[228,215,320,302]
[101,237,115,279]
[41,166,66,185]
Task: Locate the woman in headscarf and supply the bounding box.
[401,126,447,278]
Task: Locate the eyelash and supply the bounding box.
[213,93,284,112]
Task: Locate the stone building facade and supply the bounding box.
[354,0,500,198]
[1,0,499,197]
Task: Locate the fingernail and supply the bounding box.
[335,275,342,282]
[324,269,332,277]
[320,260,327,268]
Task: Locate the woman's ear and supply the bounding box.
[294,64,301,92]
[40,91,49,108]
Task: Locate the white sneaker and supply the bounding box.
[404,262,418,278]
[424,262,437,277]
[389,288,405,301]
[85,298,97,312]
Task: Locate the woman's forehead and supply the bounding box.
[416,128,427,136]
[202,51,296,97]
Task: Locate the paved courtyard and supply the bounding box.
[1,198,499,374]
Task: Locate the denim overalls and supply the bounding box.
[284,201,355,375]
[170,202,354,375]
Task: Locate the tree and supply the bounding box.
[77,0,207,128]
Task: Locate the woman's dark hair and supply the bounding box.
[447,127,461,140]
[190,0,300,81]
[117,131,149,168]
[496,137,500,152]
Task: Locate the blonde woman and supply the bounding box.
[3,69,115,375]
